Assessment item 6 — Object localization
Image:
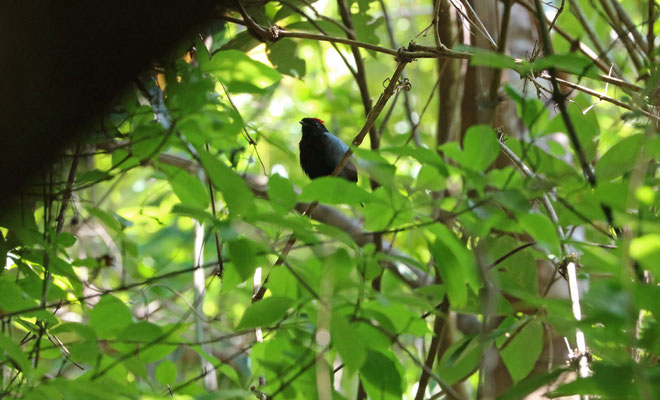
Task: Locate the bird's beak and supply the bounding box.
[299,120,304,125]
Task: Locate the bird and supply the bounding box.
[299,117,358,182]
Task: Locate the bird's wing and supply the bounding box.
[325,133,358,182]
[325,132,350,162]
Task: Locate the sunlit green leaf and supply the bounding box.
[202,50,281,93]
[155,360,177,386]
[500,320,544,383]
[198,149,255,215]
[331,314,366,372]
[300,176,373,205]
[236,297,293,330]
[89,295,133,338]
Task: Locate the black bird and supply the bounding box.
[299,118,358,182]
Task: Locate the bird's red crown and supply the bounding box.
[311,118,325,125]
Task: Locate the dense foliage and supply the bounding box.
[1,0,658,399]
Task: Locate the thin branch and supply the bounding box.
[648,1,655,62]
[536,73,659,120]
[414,313,446,400]
[453,0,498,49]
[205,143,225,278]
[217,15,472,60]
[609,0,647,55]
[567,0,622,78]
[511,0,612,75]
[378,0,421,145]
[531,0,617,233]
[499,133,591,381]
[488,0,513,123]
[337,0,380,152]
[487,241,535,270]
[598,0,645,72]
[279,0,357,78]
[55,145,81,233]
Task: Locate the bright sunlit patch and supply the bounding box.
[247,43,271,66]
[396,18,410,32]
[132,179,146,192]
[271,164,289,178]
[269,99,284,117]
[394,120,409,134]
[324,48,354,82]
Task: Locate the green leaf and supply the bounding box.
[331,314,366,372]
[518,212,560,257]
[436,336,482,384]
[359,350,403,398]
[533,54,600,79]
[198,149,255,215]
[499,320,544,383]
[236,297,293,330]
[89,295,133,338]
[428,238,466,307]
[155,360,177,386]
[469,48,521,72]
[161,164,210,209]
[595,134,643,181]
[416,165,447,191]
[228,238,257,281]
[463,125,500,171]
[504,85,550,135]
[353,14,383,47]
[0,333,32,376]
[267,39,306,78]
[380,146,447,172]
[300,176,373,205]
[363,187,414,231]
[86,206,123,232]
[267,174,297,213]
[54,232,77,248]
[630,234,660,276]
[171,204,216,223]
[202,50,281,93]
[0,280,37,314]
[498,368,566,400]
[430,224,481,295]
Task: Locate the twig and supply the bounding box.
[598,0,644,72]
[378,0,421,145]
[337,0,381,152]
[297,0,352,35]
[453,0,498,49]
[609,0,647,55]
[532,0,617,233]
[279,0,357,78]
[218,15,472,60]
[536,73,659,120]
[414,313,446,400]
[55,145,81,233]
[487,241,535,270]
[510,0,612,75]
[567,0,622,78]
[499,134,591,382]
[205,143,225,278]
[648,1,655,62]
[488,0,513,123]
